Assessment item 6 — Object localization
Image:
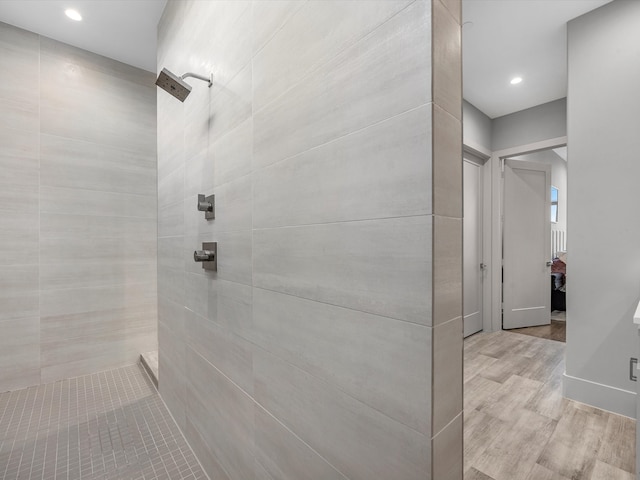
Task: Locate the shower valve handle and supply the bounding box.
[194,242,217,271]
[194,250,215,262]
[197,194,215,220]
[197,199,213,212]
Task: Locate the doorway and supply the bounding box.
[463,157,485,337]
[502,147,568,342]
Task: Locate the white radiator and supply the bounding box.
[552,230,566,258]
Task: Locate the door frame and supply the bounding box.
[487,136,567,332]
[463,143,492,336]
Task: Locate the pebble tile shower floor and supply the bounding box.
[0,365,207,480]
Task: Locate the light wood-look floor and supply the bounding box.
[464,331,635,480]
[509,320,566,343]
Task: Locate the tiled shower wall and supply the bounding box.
[0,22,157,391]
[157,1,462,479]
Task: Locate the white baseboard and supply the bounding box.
[563,373,636,418]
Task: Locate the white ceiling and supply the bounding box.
[0,1,614,116]
[0,0,167,73]
[463,0,612,119]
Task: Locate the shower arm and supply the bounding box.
[181,72,213,87]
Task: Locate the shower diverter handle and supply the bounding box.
[194,250,215,262]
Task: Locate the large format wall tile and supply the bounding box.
[433,105,462,218]
[0,296,39,323]
[158,201,185,238]
[254,404,348,480]
[432,412,463,479]
[212,118,252,188]
[209,63,252,145]
[0,128,39,187]
[184,102,210,162]
[0,265,39,321]
[40,40,156,152]
[184,271,210,318]
[252,0,306,55]
[0,98,38,133]
[253,0,431,169]
[0,212,39,266]
[253,288,430,434]
[433,316,463,435]
[182,0,252,91]
[184,417,232,480]
[40,280,156,382]
[41,326,156,383]
[40,282,156,326]
[0,21,39,104]
[217,230,252,286]
[40,134,156,196]
[159,338,187,431]
[41,186,155,218]
[433,0,462,120]
[253,0,414,112]
[157,1,462,479]
[158,165,184,209]
[158,295,185,341]
[185,147,214,199]
[42,236,156,266]
[39,36,153,88]
[186,308,253,395]
[440,0,461,23]
[157,92,184,181]
[254,347,430,480]
[41,213,156,240]
[214,175,252,233]
[253,105,432,228]
[40,260,155,290]
[186,348,255,480]
[159,318,186,387]
[0,184,38,214]
[0,22,41,392]
[208,279,253,341]
[254,216,431,324]
[158,264,185,307]
[433,215,462,325]
[0,22,157,392]
[0,317,40,391]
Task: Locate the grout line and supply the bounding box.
[251,211,433,231]
[251,284,432,330]
[252,102,431,175]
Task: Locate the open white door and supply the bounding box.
[503,159,551,329]
[463,159,483,337]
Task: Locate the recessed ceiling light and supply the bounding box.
[510,77,523,85]
[65,9,82,21]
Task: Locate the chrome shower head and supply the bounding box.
[155,68,192,102]
[155,68,212,102]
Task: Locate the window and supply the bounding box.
[551,186,559,223]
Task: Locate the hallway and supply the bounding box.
[0,365,205,480]
[464,331,635,479]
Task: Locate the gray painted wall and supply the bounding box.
[565,0,640,417]
[463,99,492,153]
[492,98,567,151]
[0,22,158,391]
[156,1,463,479]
